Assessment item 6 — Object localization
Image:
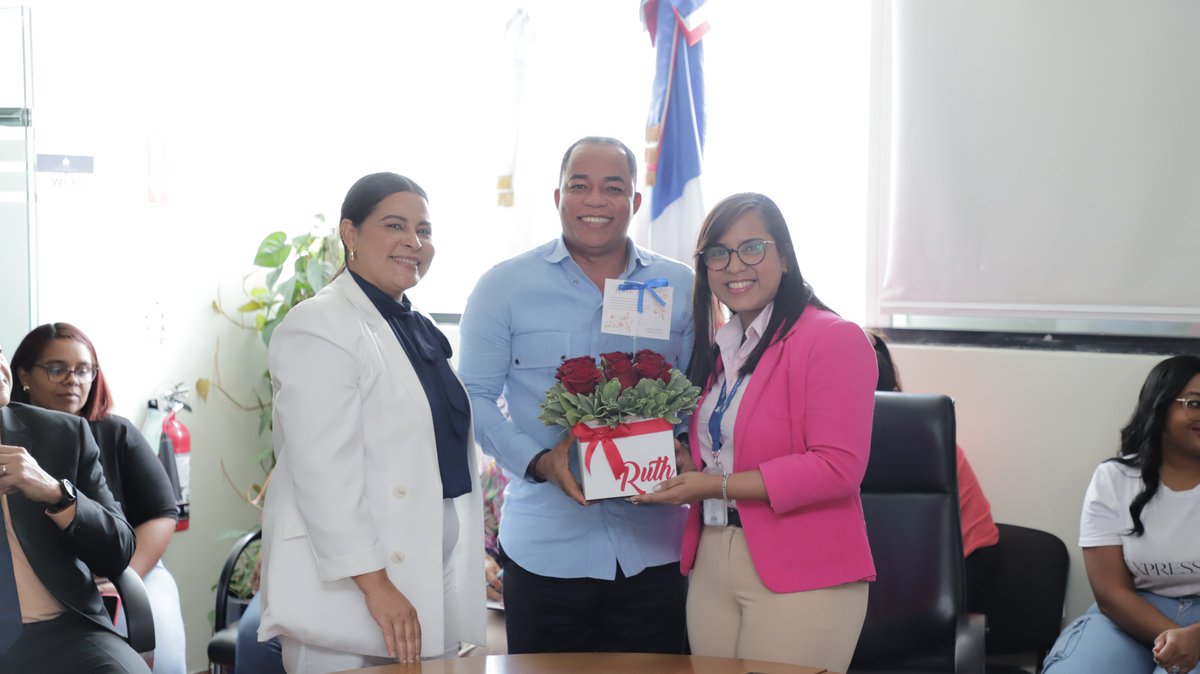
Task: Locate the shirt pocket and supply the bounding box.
[511,331,570,370]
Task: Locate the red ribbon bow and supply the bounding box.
[572,418,674,480]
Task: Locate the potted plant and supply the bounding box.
[197,217,342,503]
[197,217,342,609]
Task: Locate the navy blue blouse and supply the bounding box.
[351,271,472,499]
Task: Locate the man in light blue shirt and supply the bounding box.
[458,137,694,654]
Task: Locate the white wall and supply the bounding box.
[890,343,1164,622]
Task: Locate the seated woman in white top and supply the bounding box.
[1042,355,1200,674]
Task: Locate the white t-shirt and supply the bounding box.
[1079,461,1200,597]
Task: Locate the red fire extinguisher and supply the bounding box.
[158,384,192,532]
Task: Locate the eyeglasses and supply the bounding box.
[701,239,777,271]
[33,363,98,384]
[1175,398,1200,421]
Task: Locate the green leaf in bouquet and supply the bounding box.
[537,408,565,428]
[617,395,641,418]
[599,378,622,403]
[565,408,582,427]
[577,395,595,416]
[666,371,689,391]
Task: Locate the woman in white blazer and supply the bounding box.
[258,173,485,674]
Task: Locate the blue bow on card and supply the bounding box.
[618,278,669,313]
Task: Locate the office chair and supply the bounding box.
[208,529,262,674]
[112,566,156,656]
[849,392,985,674]
[980,523,1070,674]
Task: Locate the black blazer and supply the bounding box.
[1,403,135,633]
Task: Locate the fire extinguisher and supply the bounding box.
[143,384,192,532]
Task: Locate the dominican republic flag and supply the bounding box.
[640,0,709,264]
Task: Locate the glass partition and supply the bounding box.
[0,6,35,353]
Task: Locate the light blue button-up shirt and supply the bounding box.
[458,237,694,580]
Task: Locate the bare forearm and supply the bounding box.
[352,568,391,595]
[130,518,176,577]
[687,470,768,501]
[1097,590,1179,645]
[1084,546,1179,645]
[726,470,768,501]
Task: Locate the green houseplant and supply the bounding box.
[197,218,342,606]
[197,217,343,504]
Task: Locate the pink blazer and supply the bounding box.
[682,308,878,593]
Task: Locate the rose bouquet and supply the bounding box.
[538,350,700,499]
[538,350,700,429]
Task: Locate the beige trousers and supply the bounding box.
[686,526,869,672]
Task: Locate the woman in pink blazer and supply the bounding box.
[634,193,877,671]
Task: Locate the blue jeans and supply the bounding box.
[1043,591,1200,674]
[236,594,285,674]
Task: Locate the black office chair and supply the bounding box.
[208,529,262,674]
[112,566,156,656]
[980,524,1070,674]
[849,392,985,674]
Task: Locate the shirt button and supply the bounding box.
[393,485,407,499]
[391,551,406,564]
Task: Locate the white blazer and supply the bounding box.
[258,272,485,658]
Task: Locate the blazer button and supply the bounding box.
[391,551,406,564]
[393,485,407,499]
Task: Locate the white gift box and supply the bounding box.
[573,418,676,500]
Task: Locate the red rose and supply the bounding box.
[602,351,638,390]
[556,356,603,395]
[633,349,673,383]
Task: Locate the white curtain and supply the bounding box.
[878,0,1200,323]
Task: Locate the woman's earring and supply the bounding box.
[348,249,357,262]
[22,385,30,393]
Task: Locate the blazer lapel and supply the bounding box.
[328,273,426,406]
[0,406,31,464]
[732,335,787,471]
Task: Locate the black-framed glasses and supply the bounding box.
[1175,398,1200,421]
[701,239,776,271]
[33,363,98,384]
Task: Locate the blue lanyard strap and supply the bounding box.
[707,374,746,461]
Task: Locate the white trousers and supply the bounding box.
[112,562,186,674]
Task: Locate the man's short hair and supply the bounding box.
[558,136,638,186]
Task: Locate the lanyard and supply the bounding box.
[706,374,745,470]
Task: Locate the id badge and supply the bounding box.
[702,498,728,526]
[701,463,727,526]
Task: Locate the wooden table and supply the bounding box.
[339,652,831,673]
